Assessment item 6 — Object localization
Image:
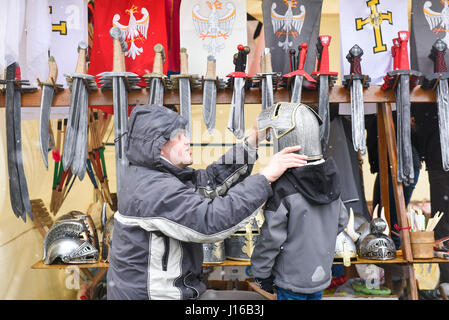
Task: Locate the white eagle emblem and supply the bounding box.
[192,0,236,57]
[113,5,150,60]
[271,0,306,52]
[423,0,449,45]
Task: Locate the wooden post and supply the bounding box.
[377,103,390,223]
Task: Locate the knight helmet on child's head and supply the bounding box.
[257,102,323,159]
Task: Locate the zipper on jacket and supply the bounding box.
[183,272,199,299]
[162,236,170,271]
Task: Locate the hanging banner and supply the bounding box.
[339,0,409,85]
[262,0,323,76]
[165,0,181,74]
[410,0,449,73]
[48,0,88,87]
[179,0,247,77]
[89,0,168,82]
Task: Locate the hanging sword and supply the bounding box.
[283,42,316,103]
[176,48,193,139]
[343,44,371,155]
[98,27,141,194]
[422,39,449,171]
[202,55,218,134]
[312,35,338,152]
[144,44,166,105]
[381,31,421,186]
[227,44,250,139]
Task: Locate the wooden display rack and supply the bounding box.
[2,84,446,300]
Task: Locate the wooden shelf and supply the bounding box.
[0,85,437,108]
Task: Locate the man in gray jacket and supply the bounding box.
[107,104,307,300]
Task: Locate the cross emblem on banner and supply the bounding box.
[355,0,392,53]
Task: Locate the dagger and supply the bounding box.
[422,39,449,171]
[178,48,193,139]
[39,56,60,169]
[202,55,217,134]
[311,35,338,152]
[227,44,250,139]
[343,44,371,155]
[284,42,316,103]
[145,44,166,105]
[381,31,422,186]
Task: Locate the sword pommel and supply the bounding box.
[109,27,128,52]
[152,44,165,75]
[75,41,88,74]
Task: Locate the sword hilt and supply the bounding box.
[180,47,189,75]
[346,44,363,75]
[297,42,308,71]
[205,55,216,78]
[430,39,448,73]
[397,31,410,70]
[262,48,273,73]
[153,44,165,75]
[110,27,127,73]
[46,56,58,85]
[234,44,250,73]
[288,49,296,72]
[312,36,337,77]
[75,41,88,74]
[391,38,400,71]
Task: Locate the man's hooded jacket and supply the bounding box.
[107,105,272,300]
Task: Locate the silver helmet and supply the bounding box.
[357,218,397,260]
[334,231,357,267]
[257,102,323,159]
[43,220,99,264]
[57,211,100,250]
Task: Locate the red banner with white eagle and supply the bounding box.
[89,0,168,82]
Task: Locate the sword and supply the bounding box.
[343,44,371,155]
[178,48,192,139]
[144,44,166,105]
[98,27,140,194]
[63,41,98,180]
[422,39,449,171]
[227,44,250,139]
[381,31,421,186]
[202,55,217,134]
[283,43,316,103]
[39,56,61,169]
[311,36,338,152]
[2,59,33,221]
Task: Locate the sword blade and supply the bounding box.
[13,88,32,221]
[112,76,129,193]
[179,77,192,139]
[437,79,449,171]
[72,84,89,180]
[227,77,246,139]
[397,74,414,185]
[5,63,25,219]
[350,79,366,154]
[62,78,82,170]
[318,75,330,151]
[149,77,164,105]
[290,75,304,103]
[261,75,274,110]
[202,79,217,134]
[39,85,55,169]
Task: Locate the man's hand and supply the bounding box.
[260,146,308,183]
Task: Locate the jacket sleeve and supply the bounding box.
[250,199,289,279]
[115,173,273,243]
[194,140,258,199]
